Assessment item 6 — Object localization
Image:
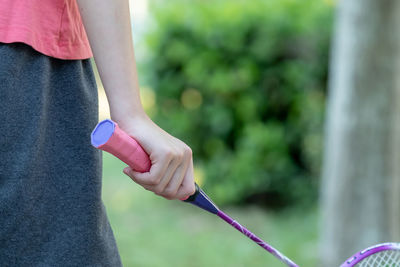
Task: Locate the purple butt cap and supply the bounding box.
[184,184,219,214]
[91,119,115,147]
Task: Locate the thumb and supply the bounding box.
[123,166,159,185]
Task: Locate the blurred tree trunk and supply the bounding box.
[320,0,400,266]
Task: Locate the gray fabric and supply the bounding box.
[0,42,122,267]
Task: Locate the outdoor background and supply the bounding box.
[92,0,385,266]
[96,0,332,266]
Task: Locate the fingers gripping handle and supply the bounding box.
[91,119,204,203]
[91,119,151,173]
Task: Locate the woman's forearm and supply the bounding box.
[76,0,145,122]
[75,0,196,200]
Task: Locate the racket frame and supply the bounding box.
[340,242,400,267]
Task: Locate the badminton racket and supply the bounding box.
[91,119,400,267]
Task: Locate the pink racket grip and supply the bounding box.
[91,119,151,173]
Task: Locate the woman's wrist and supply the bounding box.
[106,85,147,123]
[111,108,147,124]
[110,107,150,128]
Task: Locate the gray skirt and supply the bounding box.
[0,42,122,266]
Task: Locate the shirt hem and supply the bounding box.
[0,25,93,60]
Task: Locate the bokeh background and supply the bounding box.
[93,0,400,266]
[95,0,332,266]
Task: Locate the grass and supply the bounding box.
[101,153,319,267]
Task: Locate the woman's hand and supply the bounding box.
[116,115,196,200]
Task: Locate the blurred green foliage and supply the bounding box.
[103,153,319,267]
[146,0,333,207]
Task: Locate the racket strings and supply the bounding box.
[355,250,400,267]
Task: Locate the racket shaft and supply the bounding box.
[217,211,299,267]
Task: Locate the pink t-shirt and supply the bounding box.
[0,0,93,60]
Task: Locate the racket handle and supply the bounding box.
[91,119,151,173]
[91,119,200,201]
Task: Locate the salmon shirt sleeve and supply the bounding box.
[0,0,93,60]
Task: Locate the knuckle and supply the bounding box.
[185,147,193,157]
[147,175,160,185]
[163,149,174,158]
[163,195,174,200]
[184,184,196,196]
[162,193,174,200]
[163,188,177,198]
[175,152,184,163]
[153,186,164,195]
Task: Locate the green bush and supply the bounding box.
[145,0,333,207]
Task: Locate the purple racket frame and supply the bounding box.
[341,242,400,267]
[91,119,400,267]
